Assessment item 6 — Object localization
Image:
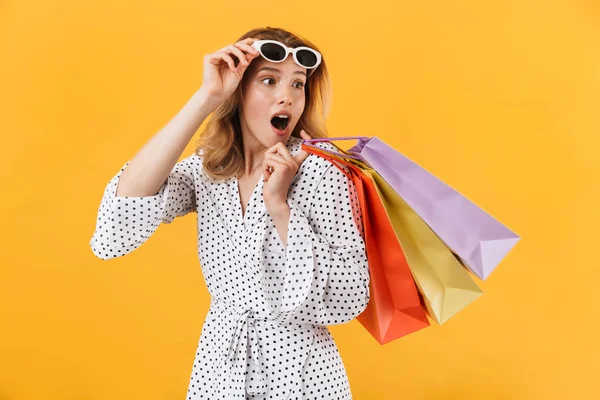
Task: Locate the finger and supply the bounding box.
[265,155,296,182]
[263,157,273,180]
[230,45,260,74]
[245,52,259,65]
[263,157,286,181]
[265,153,293,169]
[266,143,294,162]
[242,50,260,65]
[222,53,237,72]
[210,52,235,71]
[214,43,252,63]
[226,45,248,67]
[222,45,246,67]
[234,42,260,56]
[232,45,259,66]
[238,51,260,70]
[221,38,256,53]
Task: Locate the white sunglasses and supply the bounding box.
[251,39,322,76]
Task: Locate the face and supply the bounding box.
[239,54,307,149]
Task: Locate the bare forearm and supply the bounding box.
[115,88,220,197]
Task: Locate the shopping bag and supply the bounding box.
[303,143,430,344]
[304,136,520,280]
[304,143,484,324]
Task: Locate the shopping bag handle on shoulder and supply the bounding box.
[301,143,357,181]
[303,136,370,143]
[301,136,370,162]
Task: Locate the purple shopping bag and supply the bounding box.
[303,136,520,280]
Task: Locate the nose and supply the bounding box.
[275,84,293,105]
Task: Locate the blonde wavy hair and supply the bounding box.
[193,26,332,182]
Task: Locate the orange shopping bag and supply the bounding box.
[303,143,430,344]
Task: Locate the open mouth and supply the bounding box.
[270,116,290,131]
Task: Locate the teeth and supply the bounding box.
[275,115,289,118]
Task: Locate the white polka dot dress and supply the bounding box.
[90,136,371,399]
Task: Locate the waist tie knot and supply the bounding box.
[211,299,316,399]
[219,306,268,398]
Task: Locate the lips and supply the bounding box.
[269,110,292,137]
[270,110,292,120]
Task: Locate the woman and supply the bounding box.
[90,26,370,399]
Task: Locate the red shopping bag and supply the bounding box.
[304,143,430,344]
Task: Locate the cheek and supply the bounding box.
[242,88,270,120]
[247,90,272,114]
[248,82,270,97]
[294,99,305,119]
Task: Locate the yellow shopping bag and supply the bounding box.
[304,141,483,324]
[372,171,483,324]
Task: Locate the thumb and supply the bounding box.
[294,129,312,166]
[299,129,312,140]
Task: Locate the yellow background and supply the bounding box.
[1,0,598,398]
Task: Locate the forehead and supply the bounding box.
[251,57,306,77]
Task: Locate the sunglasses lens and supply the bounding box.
[296,49,318,68]
[260,43,286,61]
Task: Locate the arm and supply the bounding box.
[115,88,218,197]
[89,89,218,260]
[89,155,201,260]
[272,163,371,326]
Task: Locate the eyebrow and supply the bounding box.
[257,66,306,77]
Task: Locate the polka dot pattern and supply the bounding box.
[89,137,370,399]
[89,154,200,260]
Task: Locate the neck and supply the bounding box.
[240,133,268,177]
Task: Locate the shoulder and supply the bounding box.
[288,136,347,180]
[175,150,207,182]
[286,137,353,211]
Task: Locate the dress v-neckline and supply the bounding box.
[231,136,299,231]
[234,173,264,221]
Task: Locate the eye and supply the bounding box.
[294,81,305,89]
[261,77,275,85]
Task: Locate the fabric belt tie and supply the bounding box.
[219,307,268,398]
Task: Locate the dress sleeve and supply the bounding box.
[89,155,198,260]
[273,163,371,326]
